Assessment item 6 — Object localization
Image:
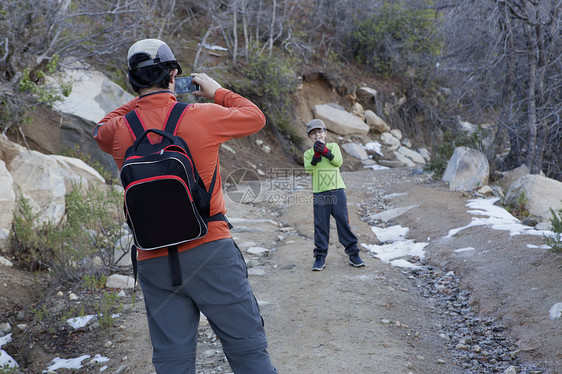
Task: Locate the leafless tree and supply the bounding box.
[0,0,162,134]
[436,0,562,178]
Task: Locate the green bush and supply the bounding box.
[348,1,441,78]
[230,54,302,147]
[504,191,530,219]
[11,182,124,283]
[95,291,124,330]
[2,54,72,134]
[544,207,562,254]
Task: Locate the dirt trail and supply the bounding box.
[232,167,560,374]
[3,166,560,374]
[94,167,562,373]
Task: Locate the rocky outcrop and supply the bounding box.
[47,62,134,124]
[306,86,429,170]
[37,63,134,178]
[0,135,106,253]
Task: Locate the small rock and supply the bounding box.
[246,259,261,268]
[0,256,13,267]
[248,268,266,276]
[0,322,12,334]
[246,246,270,256]
[92,255,104,269]
[112,365,128,374]
[106,274,135,289]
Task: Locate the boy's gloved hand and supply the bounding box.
[311,151,322,166]
[313,141,325,153]
[314,141,334,161]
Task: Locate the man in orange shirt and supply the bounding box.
[93,39,277,374]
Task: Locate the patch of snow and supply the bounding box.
[46,355,91,371]
[371,225,409,243]
[454,247,476,253]
[447,198,554,238]
[67,315,96,329]
[549,303,562,320]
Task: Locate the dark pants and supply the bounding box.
[138,238,277,374]
[313,188,359,258]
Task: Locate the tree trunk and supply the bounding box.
[232,6,238,65]
[268,0,276,58]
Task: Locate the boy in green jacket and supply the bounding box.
[303,119,365,271]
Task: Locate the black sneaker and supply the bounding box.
[312,256,325,271]
[348,254,365,267]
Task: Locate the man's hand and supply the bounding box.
[191,73,222,100]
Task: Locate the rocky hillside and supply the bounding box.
[11,67,430,182]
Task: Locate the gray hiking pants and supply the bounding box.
[138,238,277,374]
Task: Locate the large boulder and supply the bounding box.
[0,161,15,251]
[9,147,67,226]
[364,110,390,133]
[442,147,489,191]
[0,135,108,252]
[341,143,368,161]
[379,132,401,151]
[313,104,370,136]
[417,148,431,162]
[505,175,562,221]
[499,165,530,193]
[49,63,134,124]
[41,64,133,178]
[51,155,105,192]
[395,146,426,165]
[392,150,416,167]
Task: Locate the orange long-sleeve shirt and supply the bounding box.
[93,89,266,261]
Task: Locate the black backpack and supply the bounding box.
[120,102,227,286]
